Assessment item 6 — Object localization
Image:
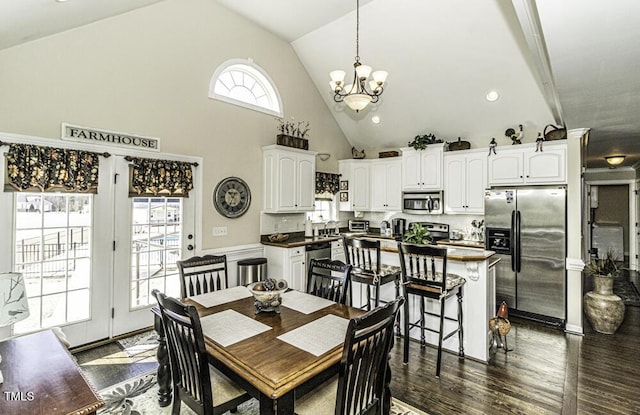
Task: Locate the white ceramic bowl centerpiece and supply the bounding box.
[248,278,288,314]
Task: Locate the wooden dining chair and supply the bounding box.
[177,254,229,298]
[152,290,250,415]
[397,242,466,378]
[306,258,352,305]
[342,236,401,311]
[295,296,405,415]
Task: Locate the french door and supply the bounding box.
[0,155,113,346]
[111,156,196,336]
[0,144,198,346]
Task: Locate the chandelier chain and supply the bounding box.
[355,0,360,62]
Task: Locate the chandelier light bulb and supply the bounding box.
[330,70,346,84]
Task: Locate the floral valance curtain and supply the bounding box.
[4,143,101,193]
[315,172,340,200]
[127,156,195,197]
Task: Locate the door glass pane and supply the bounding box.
[13,193,93,335]
[130,197,182,309]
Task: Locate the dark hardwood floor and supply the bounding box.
[389,270,640,415]
[75,273,640,414]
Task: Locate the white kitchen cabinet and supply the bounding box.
[338,159,370,211]
[370,158,402,211]
[444,149,487,214]
[263,245,306,292]
[401,144,444,191]
[263,145,316,212]
[488,142,566,186]
[331,240,345,263]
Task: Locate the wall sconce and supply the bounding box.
[605,155,625,167]
[317,153,330,161]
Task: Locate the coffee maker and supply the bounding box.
[392,218,406,238]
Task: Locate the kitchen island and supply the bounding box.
[375,239,498,363]
[261,232,497,363]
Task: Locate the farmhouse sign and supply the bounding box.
[61,123,160,152]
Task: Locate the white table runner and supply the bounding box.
[277,314,350,356]
[190,286,252,308]
[281,290,335,314]
[201,309,271,347]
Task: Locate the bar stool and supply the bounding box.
[397,242,465,378]
[342,236,401,334]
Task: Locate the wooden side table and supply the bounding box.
[0,330,104,415]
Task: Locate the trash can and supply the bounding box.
[238,257,267,285]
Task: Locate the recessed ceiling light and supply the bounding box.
[485,90,500,102]
[56,0,70,3]
[371,115,381,124]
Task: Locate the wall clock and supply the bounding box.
[213,177,251,218]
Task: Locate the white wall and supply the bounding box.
[0,0,352,250]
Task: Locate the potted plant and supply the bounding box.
[402,223,433,245]
[275,117,310,150]
[583,250,625,334]
[407,133,442,151]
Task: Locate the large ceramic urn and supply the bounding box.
[583,275,625,334]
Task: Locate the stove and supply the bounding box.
[407,222,450,241]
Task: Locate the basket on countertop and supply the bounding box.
[268,233,289,242]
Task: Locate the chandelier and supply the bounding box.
[329,0,388,112]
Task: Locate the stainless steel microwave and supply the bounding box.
[402,191,443,214]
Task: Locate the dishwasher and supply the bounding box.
[305,242,332,276]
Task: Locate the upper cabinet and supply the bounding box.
[444,149,487,214]
[370,158,402,211]
[263,145,316,213]
[401,144,444,191]
[338,159,371,211]
[488,142,567,186]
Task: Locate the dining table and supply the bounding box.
[152,286,368,415]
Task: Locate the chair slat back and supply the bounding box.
[152,290,212,414]
[306,258,352,305]
[397,242,448,292]
[343,236,381,275]
[336,297,404,415]
[177,255,229,298]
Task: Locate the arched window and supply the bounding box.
[209,58,283,117]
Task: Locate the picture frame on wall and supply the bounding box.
[340,180,348,191]
[339,192,348,202]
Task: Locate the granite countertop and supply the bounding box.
[260,234,341,248]
[436,239,485,249]
[260,231,401,248]
[380,244,495,262]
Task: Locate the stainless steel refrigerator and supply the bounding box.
[485,187,566,326]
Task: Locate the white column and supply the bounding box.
[565,128,589,335]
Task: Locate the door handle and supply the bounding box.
[187,244,194,251]
[510,211,516,272]
[515,210,522,272]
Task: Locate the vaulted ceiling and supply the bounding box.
[1,0,639,169]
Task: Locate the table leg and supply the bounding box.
[153,312,172,407]
[258,391,294,415]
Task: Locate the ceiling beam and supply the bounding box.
[512,0,564,126]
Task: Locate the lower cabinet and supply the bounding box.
[263,246,306,292]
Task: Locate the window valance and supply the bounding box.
[126,156,196,197]
[315,172,340,196]
[3,142,105,193]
